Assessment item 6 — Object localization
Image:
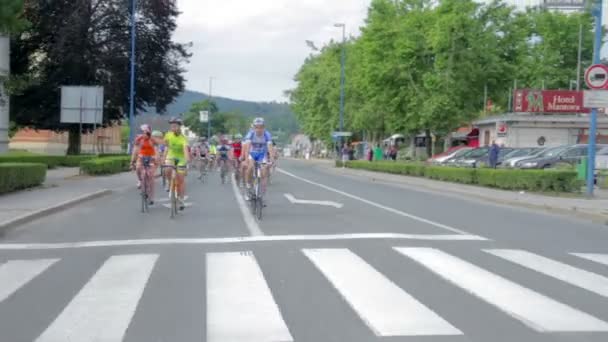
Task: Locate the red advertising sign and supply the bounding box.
[513,89,590,113]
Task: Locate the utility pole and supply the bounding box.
[128,0,137,153]
[208,77,214,139]
[587,0,603,197]
[0,34,9,153]
[576,22,583,91]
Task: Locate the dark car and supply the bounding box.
[516,144,607,169]
[457,147,514,168]
[445,147,489,167]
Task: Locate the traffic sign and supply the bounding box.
[585,64,608,89]
[331,131,352,137]
[199,111,209,123]
[583,90,608,108]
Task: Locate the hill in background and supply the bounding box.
[142,90,298,135]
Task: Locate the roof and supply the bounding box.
[473,114,608,125]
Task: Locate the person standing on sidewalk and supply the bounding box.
[489,140,500,169]
[374,144,383,161]
[341,143,349,168]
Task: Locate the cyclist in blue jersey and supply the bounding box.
[241,117,274,200]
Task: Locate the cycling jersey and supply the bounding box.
[232,142,242,159]
[135,134,155,157]
[244,130,272,154]
[218,144,231,160]
[164,131,188,166]
[209,145,217,155]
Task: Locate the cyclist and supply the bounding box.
[217,136,232,182]
[242,117,274,200]
[232,134,244,186]
[208,138,218,171]
[194,137,209,178]
[131,124,158,205]
[163,117,190,210]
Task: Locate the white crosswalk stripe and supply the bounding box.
[395,247,608,332]
[0,258,58,303]
[206,251,293,342]
[303,248,462,336]
[35,254,158,342]
[486,249,608,297]
[0,248,607,340]
[572,253,608,267]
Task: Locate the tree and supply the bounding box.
[10,0,190,154]
[183,99,218,138]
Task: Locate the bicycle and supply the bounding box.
[166,159,185,219]
[219,158,229,184]
[233,158,242,187]
[196,157,208,183]
[248,159,267,221]
[139,157,153,213]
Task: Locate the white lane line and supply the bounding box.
[0,259,58,303]
[0,233,487,250]
[284,193,344,208]
[486,249,608,298]
[35,254,158,342]
[395,247,608,332]
[572,253,608,267]
[277,168,479,237]
[303,248,461,336]
[206,252,293,342]
[231,173,263,236]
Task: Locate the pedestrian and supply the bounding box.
[389,144,398,161]
[367,145,373,162]
[374,143,383,161]
[341,143,349,168]
[489,140,500,169]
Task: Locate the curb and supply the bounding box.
[0,189,113,231]
[323,165,608,224]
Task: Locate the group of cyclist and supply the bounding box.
[130,116,277,211]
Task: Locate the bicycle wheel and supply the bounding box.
[255,180,263,220]
[220,162,227,184]
[170,176,177,219]
[141,171,149,213]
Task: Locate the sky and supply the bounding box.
[173,0,603,103]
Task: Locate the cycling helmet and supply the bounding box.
[151,130,163,138]
[168,116,183,125]
[234,133,243,139]
[140,124,152,133]
[253,117,265,126]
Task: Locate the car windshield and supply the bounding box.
[449,148,473,158]
[466,148,489,158]
[504,148,538,159]
[537,146,569,157]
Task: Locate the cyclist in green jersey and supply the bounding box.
[163,117,190,210]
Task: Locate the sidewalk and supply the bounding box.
[306,160,608,222]
[0,168,134,228]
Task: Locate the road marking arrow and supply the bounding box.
[284,193,343,208]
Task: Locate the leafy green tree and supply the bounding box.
[10,0,190,154]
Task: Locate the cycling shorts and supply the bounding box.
[249,151,268,163]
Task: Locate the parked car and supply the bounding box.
[499,147,545,167]
[452,147,490,168]
[429,146,473,165]
[516,144,608,169]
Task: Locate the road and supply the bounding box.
[0,159,607,342]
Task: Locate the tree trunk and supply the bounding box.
[425,129,432,158]
[0,34,10,154]
[67,124,81,155]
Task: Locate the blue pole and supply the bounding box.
[128,0,137,152]
[339,25,345,132]
[587,0,603,196]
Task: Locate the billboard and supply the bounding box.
[513,89,590,113]
[60,86,104,124]
[543,0,585,8]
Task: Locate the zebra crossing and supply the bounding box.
[0,247,608,341]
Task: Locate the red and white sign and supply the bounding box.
[496,121,508,137]
[513,89,589,113]
[585,64,608,89]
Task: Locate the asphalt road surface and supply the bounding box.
[0,159,607,342]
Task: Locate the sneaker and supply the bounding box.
[137,181,141,189]
[148,200,154,206]
[178,198,185,211]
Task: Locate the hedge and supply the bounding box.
[0,163,47,194]
[0,154,129,169]
[339,160,582,192]
[79,156,131,175]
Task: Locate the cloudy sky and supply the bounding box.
[173,0,601,103]
[174,0,370,102]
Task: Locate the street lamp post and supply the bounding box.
[587,0,603,197]
[334,23,346,154]
[208,77,214,139]
[128,0,137,152]
[334,23,346,134]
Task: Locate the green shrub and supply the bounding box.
[425,166,477,184]
[0,155,104,169]
[80,156,131,175]
[339,160,580,193]
[0,163,47,194]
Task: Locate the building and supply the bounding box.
[472,114,608,147]
[9,125,123,155]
